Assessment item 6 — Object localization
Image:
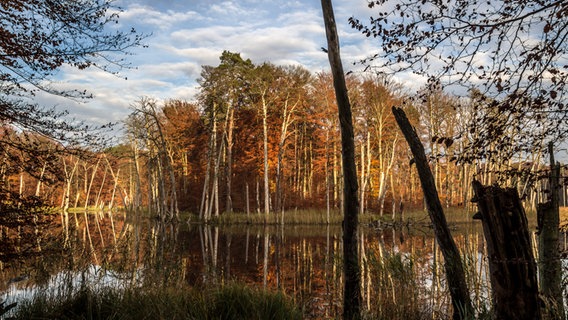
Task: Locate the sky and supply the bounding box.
[43,0,426,128]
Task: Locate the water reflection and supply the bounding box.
[1,212,566,319]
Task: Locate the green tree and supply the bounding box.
[197,51,254,219]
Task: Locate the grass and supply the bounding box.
[11,282,302,320]
[193,208,380,225]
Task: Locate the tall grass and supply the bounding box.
[11,283,301,320]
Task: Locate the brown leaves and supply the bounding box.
[431,136,454,148]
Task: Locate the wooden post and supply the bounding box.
[472,180,541,320]
[537,142,564,318]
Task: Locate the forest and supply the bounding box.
[5,50,567,221]
[2,0,568,319]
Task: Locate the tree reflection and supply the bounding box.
[0,214,524,319]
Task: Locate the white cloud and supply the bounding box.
[42,0,388,130]
[117,4,202,30]
[209,1,249,16]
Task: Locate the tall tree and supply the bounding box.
[125,98,179,220]
[250,63,280,219]
[274,65,310,213]
[161,100,207,212]
[321,0,361,319]
[357,75,401,215]
[198,51,254,216]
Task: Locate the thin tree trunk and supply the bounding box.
[225,106,234,214]
[109,168,119,210]
[61,157,78,212]
[333,141,338,207]
[321,1,361,318]
[378,134,398,216]
[262,94,270,221]
[392,106,473,319]
[209,141,223,219]
[94,166,107,210]
[256,177,261,215]
[35,162,47,197]
[132,140,143,211]
[359,137,366,216]
[102,155,126,211]
[325,130,331,224]
[200,107,216,221]
[245,182,250,216]
[276,96,298,212]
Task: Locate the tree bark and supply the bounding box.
[225,106,234,214]
[199,106,216,221]
[321,1,361,318]
[472,180,541,320]
[262,93,270,221]
[392,106,473,319]
[276,96,298,213]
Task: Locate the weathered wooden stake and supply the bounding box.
[472,180,541,320]
[537,142,564,318]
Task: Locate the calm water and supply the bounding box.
[1,211,566,319]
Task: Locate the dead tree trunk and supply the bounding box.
[392,106,473,319]
[537,142,564,319]
[322,1,361,318]
[472,180,541,320]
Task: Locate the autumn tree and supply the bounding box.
[161,100,208,212]
[355,74,402,215]
[0,0,145,211]
[311,72,342,218]
[249,63,279,218]
[273,65,311,214]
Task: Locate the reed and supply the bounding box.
[11,282,301,320]
[200,209,378,225]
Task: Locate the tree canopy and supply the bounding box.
[349,0,568,162]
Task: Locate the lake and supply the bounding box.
[1,211,566,319]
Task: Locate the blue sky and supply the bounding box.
[42,0,426,127]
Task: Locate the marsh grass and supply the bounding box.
[363,251,431,320]
[202,209,378,225]
[201,207,480,226]
[12,283,301,320]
